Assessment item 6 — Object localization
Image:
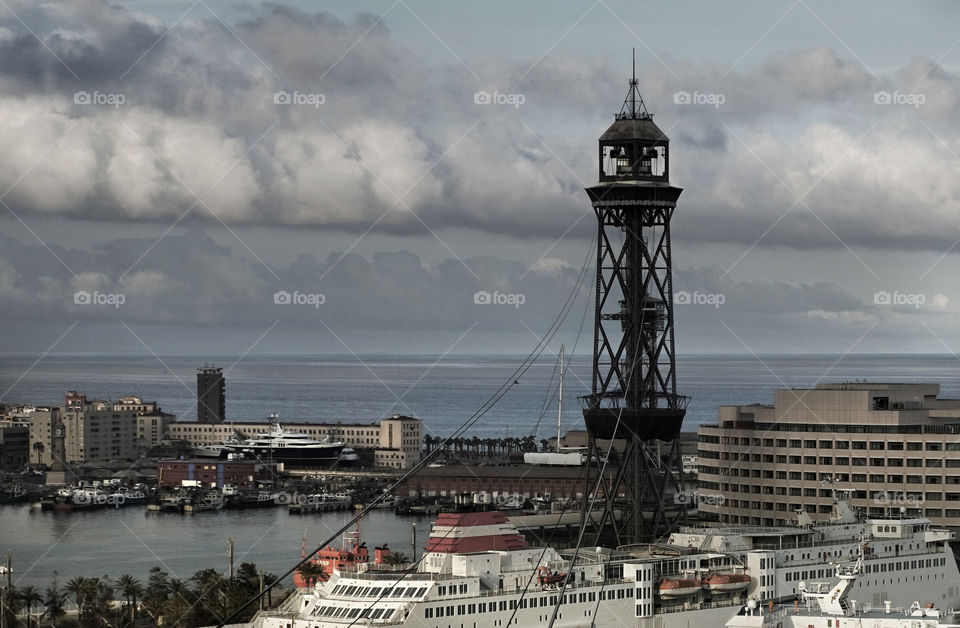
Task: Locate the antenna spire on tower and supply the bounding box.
[619,48,650,120]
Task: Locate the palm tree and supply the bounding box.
[83,577,114,628]
[1,585,22,628]
[164,580,192,628]
[261,572,278,607]
[31,442,45,465]
[115,574,142,625]
[140,594,166,628]
[142,568,170,627]
[17,586,42,628]
[296,562,322,588]
[42,583,67,628]
[65,577,88,620]
[382,551,410,567]
[190,569,226,625]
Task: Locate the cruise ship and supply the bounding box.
[255,489,960,628]
[726,541,960,628]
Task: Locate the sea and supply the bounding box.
[1,352,959,589]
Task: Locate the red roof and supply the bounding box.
[424,511,528,554]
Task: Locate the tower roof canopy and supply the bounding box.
[599,117,669,143]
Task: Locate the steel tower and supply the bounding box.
[579,58,689,546]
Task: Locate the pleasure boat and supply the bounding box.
[220,422,346,467]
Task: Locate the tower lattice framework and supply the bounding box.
[580,60,689,546]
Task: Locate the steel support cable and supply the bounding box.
[219,239,596,626]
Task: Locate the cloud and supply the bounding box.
[0,2,959,255]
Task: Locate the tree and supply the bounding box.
[85,577,113,628]
[114,575,142,626]
[141,568,169,627]
[261,572,278,607]
[163,580,192,628]
[65,577,89,621]
[189,569,226,626]
[42,583,67,628]
[382,552,410,567]
[31,442,44,465]
[17,586,41,628]
[296,562,322,588]
[1,585,22,628]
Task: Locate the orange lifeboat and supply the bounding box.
[658,578,701,598]
[537,566,567,586]
[701,573,751,593]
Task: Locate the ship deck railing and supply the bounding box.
[322,575,634,602]
[334,569,448,581]
[753,539,940,554]
[657,598,758,616]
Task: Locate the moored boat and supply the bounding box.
[0,485,28,504]
[218,419,346,467]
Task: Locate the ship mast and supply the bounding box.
[557,345,565,452]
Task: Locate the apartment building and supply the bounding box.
[697,382,960,527]
[29,392,175,465]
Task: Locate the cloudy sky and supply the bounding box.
[1,0,959,356]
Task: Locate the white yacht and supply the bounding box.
[220,422,346,467]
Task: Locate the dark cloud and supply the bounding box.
[0,1,957,252]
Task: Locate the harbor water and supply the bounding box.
[2,352,960,588]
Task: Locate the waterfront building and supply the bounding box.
[29,392,175,465]
[697,382,960,526]
[0,420,29,469]
[157,458,276,489]
[397,464,596,500]
[166,415,423,469]
[197,366,226,424]
[114,396,175,450]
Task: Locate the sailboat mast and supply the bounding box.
[557,345,565,452]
